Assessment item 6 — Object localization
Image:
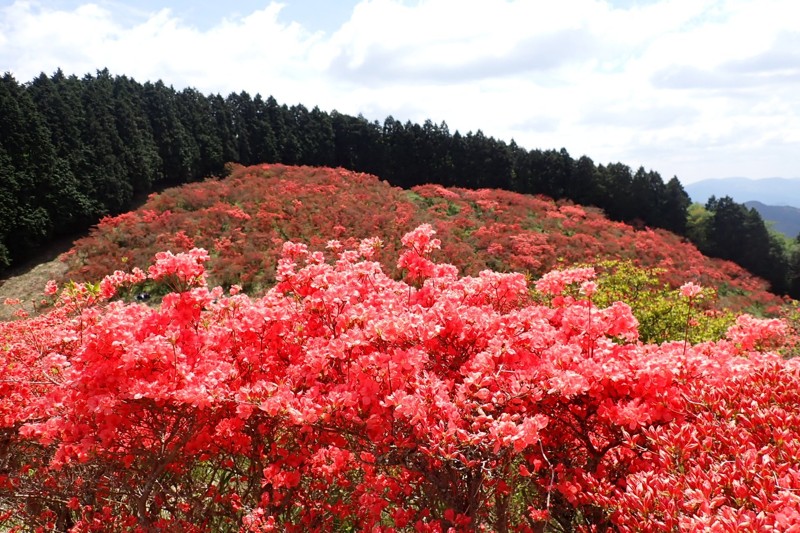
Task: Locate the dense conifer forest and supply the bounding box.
[1,68,798,296]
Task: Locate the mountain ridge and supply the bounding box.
[745,200,800,239]
[685,177,800,208]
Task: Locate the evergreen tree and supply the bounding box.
[143,80,200,184]
[28,70,85,170]
[0,148,23,267]
[570,155,599,206]
[291,104,335,167]
[331,112,385,175]
[113,75,161,193]
[789,235,800,297]
[265,96,301,165]
[26,71,97,232]
[423,120,456,187]
[80,69,132,212]
[176,87,224,178]
[460,130,512,190]
[508,141,533,194]
[209,94,239,164]
[705,196,747,258]
[596,163,635,221]
[382,117,417,187]
[660,177,691,235]
[0,73,57,260]
[704,196,789,294]
[224,92,253,165]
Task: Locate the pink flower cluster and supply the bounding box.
[535,266,597,296]
[147,248,210,287]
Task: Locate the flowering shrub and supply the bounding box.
[548,260,738,344]
[2,227,799,531]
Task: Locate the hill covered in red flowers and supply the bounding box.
[62,163,781,314]
[3,216,799,531]
[4,166,800,531]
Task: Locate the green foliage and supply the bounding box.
[702,197,791,294]
[686,202,712,250]
[777,300,800,358]
[403,190,431,208]
[569,260,735,343]
[0,242,10,269]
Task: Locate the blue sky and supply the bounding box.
[27,0,357,32]
[1,0,798,184]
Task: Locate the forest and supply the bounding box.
[0,68,798,296]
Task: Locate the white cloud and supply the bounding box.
[1,2,121,77]
[325,0,604,82]
[0,2,324,100]
[1,0,798,183]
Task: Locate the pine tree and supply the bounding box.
[112,75,161,193]
[176,87,224,178]
[143,80,200,184]
[80,69,131,212]
[0,73,57,262]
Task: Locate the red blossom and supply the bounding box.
[3,167,798,531]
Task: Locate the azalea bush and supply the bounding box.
[2,226,799,532]
[549,260,737,344]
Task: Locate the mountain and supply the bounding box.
[61,163,783,314]
[745,201,800,239]
[685,177,800,208]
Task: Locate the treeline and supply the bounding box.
[688,197,797,296]
[0,68,797,296]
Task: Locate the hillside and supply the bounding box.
[61,164,782,314]
[745,201,800,239]
[5,165,800,531]
[686,177,800,207]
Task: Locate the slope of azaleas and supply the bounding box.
[2,227,799,531]
[61,163,782,314]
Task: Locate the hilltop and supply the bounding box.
[61,164,782,314]
[2,69,795,299]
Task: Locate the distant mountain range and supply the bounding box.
[682,178,800,239]
[744,201,800,240]
[684,177,800,208]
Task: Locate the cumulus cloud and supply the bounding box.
[324,0,604,83]
[0,0,798,182]
[0,1,324,100]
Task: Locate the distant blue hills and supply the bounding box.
[744,201,800,240]
[684,177,800,208]
[684,178,800,239]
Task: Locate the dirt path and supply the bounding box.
[0,237,75,321]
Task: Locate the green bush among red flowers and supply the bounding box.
[2,225,799,531]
